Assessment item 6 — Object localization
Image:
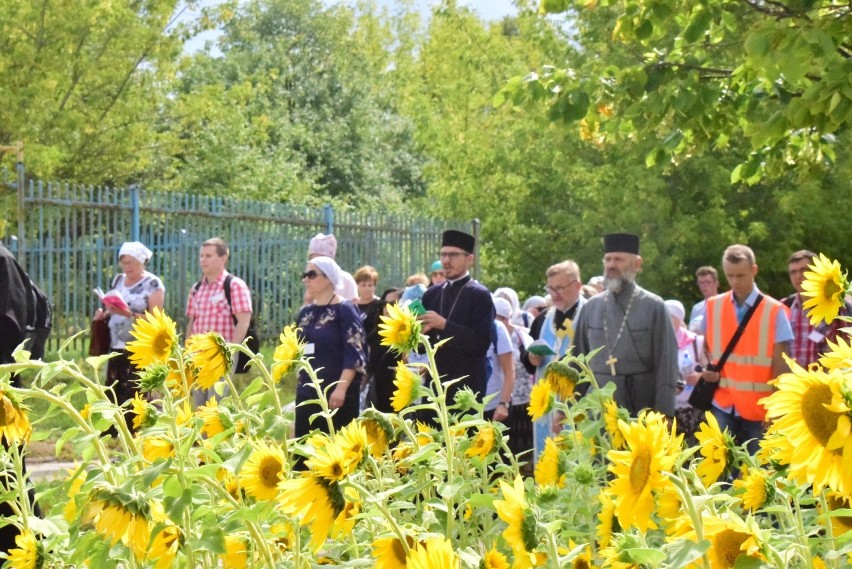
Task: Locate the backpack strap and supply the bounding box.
[222,275,237,325]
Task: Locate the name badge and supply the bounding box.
[211,292,225,304]
[304,343,316,355]
[808,329,825,343]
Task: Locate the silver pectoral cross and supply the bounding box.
[606,354,617,376]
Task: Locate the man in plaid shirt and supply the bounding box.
[783,249,851,368]
[186,237,253,405]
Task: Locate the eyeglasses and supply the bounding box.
[301,270,322,280]
[543,281,578,295]
[439,251,469,260]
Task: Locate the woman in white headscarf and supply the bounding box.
[93,241,165,430]
[293,256,367,441]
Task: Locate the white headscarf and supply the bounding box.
[118,241,153,264]
[310,256,345,294]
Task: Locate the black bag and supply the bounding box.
[688,295,764,412]
[88,318,111,357]
[193,275,259,374]
[24,277,53,360]
[688,364,718,411]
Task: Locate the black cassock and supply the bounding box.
[421,275,495,403]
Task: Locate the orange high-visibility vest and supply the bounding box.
[705,291,789,421]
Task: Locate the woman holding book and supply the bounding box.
[93,241,164,430]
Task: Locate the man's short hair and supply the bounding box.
[546,260,580,282]
[695,266,718,281]
[787,249,817,265]
[202,237,229,257]
[723,244,755,266]
[353,265,379,285]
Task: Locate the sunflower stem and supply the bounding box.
[817,493,841,569]
[348,478,412,557]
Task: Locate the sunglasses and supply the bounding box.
[301,270,322,280]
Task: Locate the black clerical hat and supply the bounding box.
[442,230,475,254]
[604,233,640,255]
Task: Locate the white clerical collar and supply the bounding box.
[446,272,470,285]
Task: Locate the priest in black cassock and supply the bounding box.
[419,230,495,406]
[573,233,678,417]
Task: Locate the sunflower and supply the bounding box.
[761,355,852,495]
[801,253,848,326]
[407,537,459,569]
[822,492,852,536]
[148,524,182,569]
[379,303,422,353]
[683,514,763,568]
[607,412,679,532]
[197,397,226,438]
[186,332,230,390]
[130,392,155,431]
[334,421,369,472]
[392,442,414,474]
[819,336,852,371]
[331,487,361,537]
[126,307,177,368]
[483,546,510,569]
[543,360,580,400]
[695,411,733,487]
[306,438,354,483]
[732,467,769,512]
[373,535,413,569]
[391,361,420,412]
[91,495,151,559]
[528,381,554,421]
[221,535,248,569]
[141,436,174,462]
[0,389,32,445]
[278,473,345,551]
[164,358,196,396]
[535,436,566,488]
[240,441,287,501]
[567,540,594,569]
[271,324,303,382]
[494,476,539,569]
[64,470,86,522]
[596,491,619,549]
[603,399,627,450]
[360,413,393,458]
[466,425,496,459]
[656,481,689,536]
[7,530,40,569]
[598,533,647,569]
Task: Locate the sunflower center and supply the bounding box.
[629,448,651,493]
[800,383,840,449]
[259,456,283,488]
[153,331,172,358]
[574,558,591,569]
[390,538,407,565]
[712,529,748,567]
[824,279,842,300]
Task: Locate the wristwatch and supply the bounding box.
[498,400,511,408]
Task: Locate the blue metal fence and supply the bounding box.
[6,179,469,351]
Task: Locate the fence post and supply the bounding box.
[15,156,25,270]
[323,204,334,235]
[179,229,188,333]
[130,184,140,242]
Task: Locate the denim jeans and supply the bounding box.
[710,405,764,456]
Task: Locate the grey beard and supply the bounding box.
[604,272,636,294]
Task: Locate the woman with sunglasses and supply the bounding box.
[294,256,367,439]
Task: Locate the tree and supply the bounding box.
[155,0,426,205]
[0,1,188,183]
[499,0,851,183]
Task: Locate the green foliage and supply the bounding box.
[0,1,186,183]
[499,0,852,183]
[154,0,427,206]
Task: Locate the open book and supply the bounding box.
[526,338,557,356]
[93,287,130,312]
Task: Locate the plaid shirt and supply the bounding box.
[186,270,252,342]
[787,293,847,368]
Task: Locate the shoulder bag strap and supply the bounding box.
[713,294,764,372]
[222,274,237,325]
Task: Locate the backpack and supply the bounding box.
[24,278,53,360]
[192,275,260,374]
